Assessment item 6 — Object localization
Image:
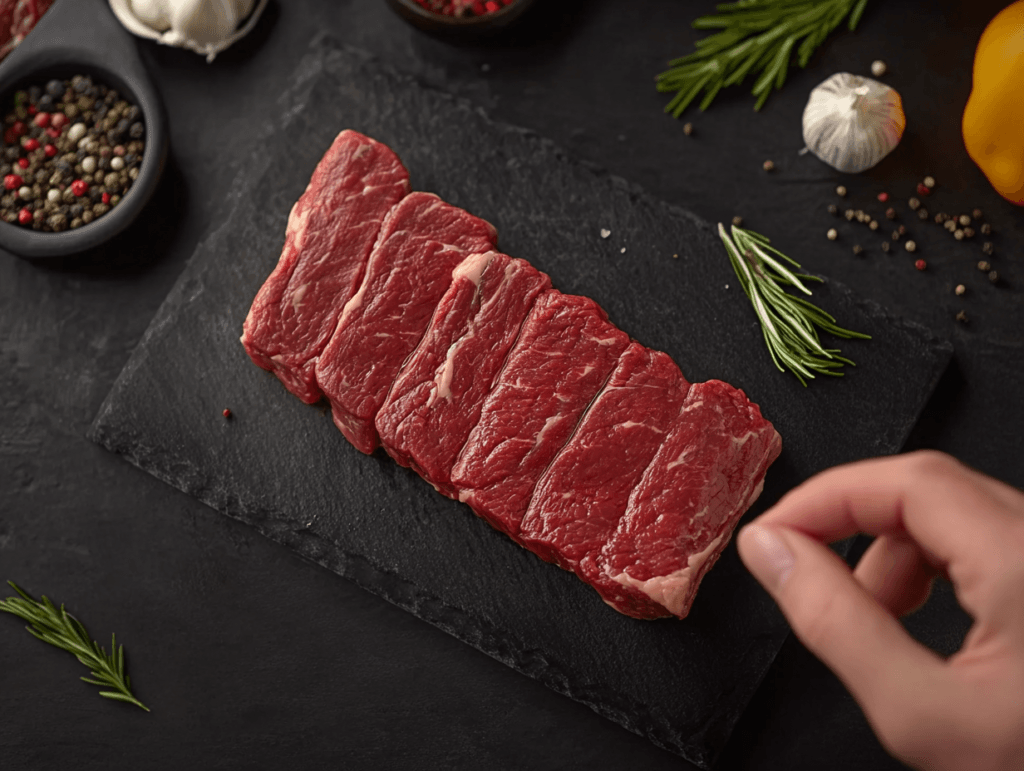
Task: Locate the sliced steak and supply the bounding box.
[376,251,551,496]
[450,291,630,538]
[518,343,691,573]
[315,192,498,454]
[241,130,410,403]
[590,380,782,619]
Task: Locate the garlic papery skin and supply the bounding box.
[802,72,906,174]
[163,0,253,49]
[110,0,267,62]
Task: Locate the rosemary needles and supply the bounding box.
[658,0,870,116]
[0,580,149,711]
[718,224,869,385]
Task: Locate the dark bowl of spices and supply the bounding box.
[385,0,539,39]
[0,1,168,259]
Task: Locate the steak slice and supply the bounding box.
[450,291,630,538]
[315,192,498,454]
[518,343,691,573]
[591,380,782,619]
[375,251,551,497]
[241,130,410,403]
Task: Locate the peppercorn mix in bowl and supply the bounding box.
[0,56,167,259]
[385,0,538,39]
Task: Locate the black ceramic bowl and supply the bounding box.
[0,0,167,260]
[385,0,538,39]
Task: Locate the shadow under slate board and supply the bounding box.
[89,40,952,769]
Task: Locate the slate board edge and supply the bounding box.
[86,39,953,770]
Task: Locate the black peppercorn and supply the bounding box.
[980,223,992,235]
[827,204,838,215]
[45,79,63,98]
[128,121,144,139]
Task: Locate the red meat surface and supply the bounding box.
[376,250,550,496]
[0,0,53,61]
[315,192,498,455]
[518,343,691,573]
[241,130,410,403]
[450,291,630,539]
[590,380,782,619]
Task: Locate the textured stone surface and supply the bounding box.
[3,1,1021,770]
[88,44,950,768]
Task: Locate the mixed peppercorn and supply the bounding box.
[1,75,145,232]
[412,0,517,17]
[818,176,1002,324]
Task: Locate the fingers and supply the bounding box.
[758,452,1019,596]
[738,523,946,734]
[855,535,938,617]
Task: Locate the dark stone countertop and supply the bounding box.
[1,1,1020,769]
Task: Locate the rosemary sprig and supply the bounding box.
[0,580,149,712]
[658,0,870,116]
[718,224,870,386]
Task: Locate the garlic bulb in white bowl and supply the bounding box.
[109,0,269,63]
[802,72,906,174]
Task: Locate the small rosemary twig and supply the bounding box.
[0,580,149,711]
[657,0,870,116]
[718,224,870,386]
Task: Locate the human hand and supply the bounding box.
[736,450,1024,771]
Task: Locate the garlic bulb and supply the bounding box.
[109,0,268,62]
[802,73,906,174]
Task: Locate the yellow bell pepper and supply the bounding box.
[962,0,1024,205]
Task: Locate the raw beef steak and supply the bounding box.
[241,130,410,403]
[376,251,551,496]
[315,192,498,454]
[450,291,630,538]
[518,343,691,573]
[591,381,783,619]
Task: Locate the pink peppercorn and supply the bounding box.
[17,157,28,169]
[71,179,88,196]
[22,137,39,151]
[916,182,931,196]
[17,207,31,225]
[914,259,927,271]
[33,112,50,128]
[45,127,59,139]
[877,192,888,202]
[4,173,22,190]
[101,192,110,204]
[44,144,57,157]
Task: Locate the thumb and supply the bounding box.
[737,524,946,727]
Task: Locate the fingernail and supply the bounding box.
[739,524,795,592]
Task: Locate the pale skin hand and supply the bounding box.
[736,450,1024,771]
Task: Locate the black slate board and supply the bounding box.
[89,40,952,769]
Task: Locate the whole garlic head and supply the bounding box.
[112,0,265,62]
[802,72,906,174]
